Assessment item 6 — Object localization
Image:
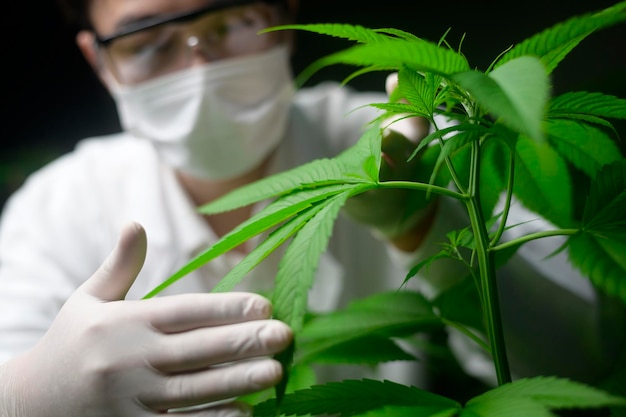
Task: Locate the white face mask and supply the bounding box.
[110,45,295,179]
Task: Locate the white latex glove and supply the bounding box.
[0,222,292,417]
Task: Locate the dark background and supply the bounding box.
[2,0,625,208]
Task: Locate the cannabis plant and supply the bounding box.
[144,2,626,416]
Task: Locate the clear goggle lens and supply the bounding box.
[100,1,284,84]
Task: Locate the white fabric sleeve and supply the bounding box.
[0,155,109,363]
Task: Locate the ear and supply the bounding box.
[76,30,117,91]
[76,30,100,72]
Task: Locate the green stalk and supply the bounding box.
[432,117,468,195]
[491,229,579,252]
[378,180,466,200]
[466,140,512,385]
[441,319,491,352]
[490,145,515,246]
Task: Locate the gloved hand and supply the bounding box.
[0,222,292,417]
[343,73,439,251]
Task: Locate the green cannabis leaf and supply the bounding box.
[569,160,626,303]
[512,134,573,228]
[142,126,384,298]
[144,3,626,416]
[296,291,441,364]
[467,376,626,411]
[493,1,626,72]
[452,56,549,143]
[253,379,461,417]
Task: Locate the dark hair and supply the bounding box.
[57,0,292,31]
[57,0,92,30]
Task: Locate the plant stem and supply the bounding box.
[490,146,516,246]
[467,141,511,385]
[432,117,468,195]
[441,319,491,352]
[379,180,466,200]
[491,229,579,252]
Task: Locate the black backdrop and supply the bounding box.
[2,0,625,206]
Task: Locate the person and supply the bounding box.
[0,1,431,416]
[0,0,623,416]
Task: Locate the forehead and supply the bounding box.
[88,0,214,35]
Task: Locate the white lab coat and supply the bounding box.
[0,81,617,388]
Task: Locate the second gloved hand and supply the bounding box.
[342,73,441,251]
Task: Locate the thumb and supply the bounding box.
[80,222,147,301]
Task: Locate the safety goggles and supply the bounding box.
[95,0,287,84]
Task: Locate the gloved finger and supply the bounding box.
[141,358,283,411]
[145,292,275,333]
[165,401,252,417]
[80,221,147,301]
[148,319,293,372]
